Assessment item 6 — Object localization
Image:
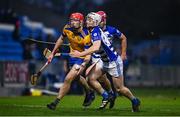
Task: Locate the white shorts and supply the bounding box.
[91,56,123,78]
[91,57,103,68]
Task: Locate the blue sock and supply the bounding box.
[108,90,114,95]
[132,98,139,105]
[101,91,108,99]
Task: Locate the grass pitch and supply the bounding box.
[0,88,180,116]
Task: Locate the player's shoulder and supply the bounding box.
[106,25,121,34]
[92,26,101,34]
[94,26,101,31]
[61,24,73,36]
[63,24,73,31]
[106,25,118,31]
[63,24,70,29]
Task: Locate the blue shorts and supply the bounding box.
[68,57,84,67]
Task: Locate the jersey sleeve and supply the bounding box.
[91,27,102,42]
[84,40,91,49]
[61,24,69,37]
[84,45,91,49]
[112,27,122,38]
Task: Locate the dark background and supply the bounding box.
[0,0,179,38]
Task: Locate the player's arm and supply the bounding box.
[82,41,101,56]
[81,40,92,67]
[48,35,65,63]
[113,27,127,60]
[120,33,127,60]
[70,40,101,58]
[51,35,64,55]
[71,28,101,58]
[48,25,69,63]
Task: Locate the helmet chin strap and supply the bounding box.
[70,20,82,31]
[72,27,79,33]
[87,26,94,32]
[72,25,82,33]
[87,22,96,30]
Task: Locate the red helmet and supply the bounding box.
[70,12,84,22]
[96,11,107,22]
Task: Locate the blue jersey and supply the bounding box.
[91,26,118,62]
[103,25,122,43]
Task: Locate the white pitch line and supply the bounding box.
[2,104,45,108]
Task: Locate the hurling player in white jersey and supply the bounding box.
[71,12,140,112]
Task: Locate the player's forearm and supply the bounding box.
[120,34,127,54]
[81,41,101,57]
[81,47,96,57]
[52,36,64,55]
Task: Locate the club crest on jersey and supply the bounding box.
[93,33,97,36]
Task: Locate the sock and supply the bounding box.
[87,89,93,94]
[101,91,108,99]
[131,97,138,105]
[108,89,114,95]
[53,98,60,105]
[131,97,136,101]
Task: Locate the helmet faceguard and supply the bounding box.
[86,12,102,28]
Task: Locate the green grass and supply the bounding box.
[0,88,180,116]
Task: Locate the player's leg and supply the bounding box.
[72,61,95,107]
[98,74,116,109]
[109,56,140,112]
[77,65,94,94]
[79,75,92,93]
[78,75,95,107]
[47,64,79,110]
[98,74,111,91]
[87,64,109,109]
[87,64,104,94]
[112,76,140,112]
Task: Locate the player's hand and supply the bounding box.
[121,53,127,61]
[48,53,54,63]
[70,50,82,58]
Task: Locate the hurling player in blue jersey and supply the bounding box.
[71,12,114,109]
[96,11,140,112]
[70,12,140,112]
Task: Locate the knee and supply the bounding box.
[116,86,124,93]
[88,77,96,84]
[98,77,104,83]
[64,77,73,84]
[116,86,129,94]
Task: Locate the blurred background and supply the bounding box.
[0,0,180,96]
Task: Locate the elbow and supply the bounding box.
[121,36,127,41]
[121,33,127,40]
